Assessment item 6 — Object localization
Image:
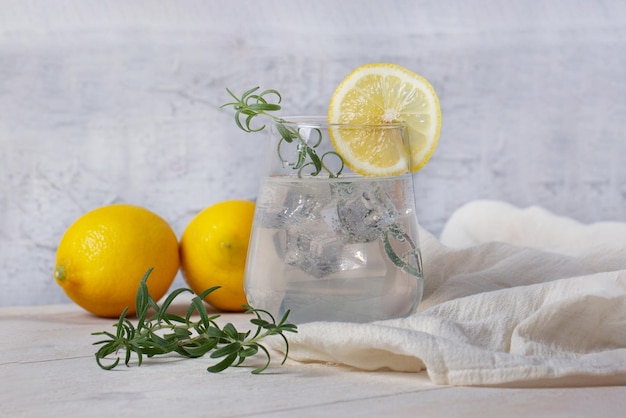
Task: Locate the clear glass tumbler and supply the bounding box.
[244,117,423,323]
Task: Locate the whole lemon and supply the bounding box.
[54,204,180,317]
[180,200,255,312]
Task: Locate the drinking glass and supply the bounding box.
[244,117,423,323]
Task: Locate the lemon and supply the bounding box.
[328,62,442,176]
[54,204,180,318]
[179,200,255,312]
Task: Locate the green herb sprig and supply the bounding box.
[222,86,344,178]
[92,269,297,374]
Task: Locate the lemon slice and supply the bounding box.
[328,63,441,176]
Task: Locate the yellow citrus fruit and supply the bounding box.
[54,204,180,318]
[328,62,442,176]
[179,200,255,312]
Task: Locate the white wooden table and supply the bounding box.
[2,300,625,417]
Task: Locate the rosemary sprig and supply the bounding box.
[222,86,343,178]
[92,269,297,374]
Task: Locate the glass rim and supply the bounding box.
[275,116,406,129]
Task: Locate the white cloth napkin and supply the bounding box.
[272,200,626,387]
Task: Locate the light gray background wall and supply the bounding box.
[1,0,625,307]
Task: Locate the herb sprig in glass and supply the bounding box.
[222,86,422,280]
[93,269,297,374]
[222,87,344,178]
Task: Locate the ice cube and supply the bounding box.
[273,226,368,278]
[278,187,322,224]
[258,183,324,229]
[332,182,398,243]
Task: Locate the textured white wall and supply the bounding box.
[1,0,625,307]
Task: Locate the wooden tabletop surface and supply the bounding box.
[2,300,625,417]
